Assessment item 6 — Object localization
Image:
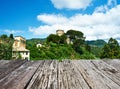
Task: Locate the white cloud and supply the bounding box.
[29,5,120,41]
[37,14,69,25]
[50,0,92,9]
[29,25,56,36]
[95,0,117,13]
[4,29,23,34]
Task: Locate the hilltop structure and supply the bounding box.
[56,29,64,36]
[12,36,30,60]
[56,29,72,44]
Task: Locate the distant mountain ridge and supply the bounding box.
[86,39,106,47]
[27,38,46,43]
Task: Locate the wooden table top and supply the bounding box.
[0,59,120,89]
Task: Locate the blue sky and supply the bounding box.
[0,0,120,41]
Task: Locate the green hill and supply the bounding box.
[27,38,46,43]
[86,39,106,47]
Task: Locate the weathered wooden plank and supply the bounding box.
[26,60,51,89]
[73,60,120,89]
[46,60,58,89]
[0,61,41,89]
[58,61,70,89]
[0,60,10,67]
[26,60,58,89]
[0,60,26,80]
[58,60,91,89]
[73,60,106,89]
[91,60,120,86]
[0,60,120,89]
[25,60,45,89]
[104,59,120,71]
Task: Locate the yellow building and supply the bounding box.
[12,36,30,60]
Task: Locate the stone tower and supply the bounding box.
[56,29,64,36]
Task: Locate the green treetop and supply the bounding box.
[100,38,120,59]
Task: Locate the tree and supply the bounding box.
[100,38,120,59]
[0,34,8,39]
[0,34,14,60]
[100,44,111,58]
[66,30,85,46]
[47,34,60,44]
[59,34,67,44]
[66,29,84,42]
[85,44,91,52]
[9,34,14,39]
[47,34,67,44]
[66,30,85,54]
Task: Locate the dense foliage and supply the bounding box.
[47,34,67,44]
[90,46,102,58]
[0,34,14,60]
[66,30,84,40]
[27,30,96,60]
[100,38,120,59]
[28,43,79,60]
[86,39,106,58]
[27,42,96,60]
[1,30,119,60]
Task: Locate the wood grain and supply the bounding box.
[0,59,120,89]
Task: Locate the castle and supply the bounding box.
[56,29,64,36]
[56,29,72,44]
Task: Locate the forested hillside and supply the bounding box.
[26,30,96,60]
[1,30,120,60]
[27,36,106,59]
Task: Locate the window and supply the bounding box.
[26,52,28,55]
[25,57,28,60]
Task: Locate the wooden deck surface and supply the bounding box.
[0,59,120,89]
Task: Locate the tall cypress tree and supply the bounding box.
[9,34,14,39]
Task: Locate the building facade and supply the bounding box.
[12,36,30,60]
[36,43,43,48]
